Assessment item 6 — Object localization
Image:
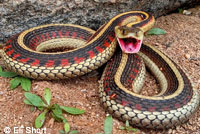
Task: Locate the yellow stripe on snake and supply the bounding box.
[1,11,199,129]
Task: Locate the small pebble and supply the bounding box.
[68,2,75,9]
[81,89,87,92]
[75,0,84,4]
[183,10,192,15]
[0,97,5,102]
[110,0,116,3]
[185,54,190,59]
[56,0,62,6]
[0,91,4,95]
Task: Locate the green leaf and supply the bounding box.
[126,127,138,132]
[30,107,35,112]
[0,71,18,78]
[0,66,3,72]
[146,28,166,35]
[52,104,62,115]
[51,112,62,122]
[9,77,21,89]
[178,8,183,13]
[104,115,113,134]
[35,110,48,128]
[44,88,51,106]
[125,120,129,127]
[61,106,85,115]
[24,99,33,106]
[52,104,67,123]
[64,122,70,133]
[52,112,67,123]
[119,126,125,130]
[38,107,44,111]
[24,92,46,107]
[69,130,79,134]
[20,77,31,91]
[120,120,138,132]
[59,130,65,134]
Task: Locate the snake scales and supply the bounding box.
[1,11,199,129]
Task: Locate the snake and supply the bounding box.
[1,11,199,129]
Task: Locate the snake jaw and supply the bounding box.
[117,37,142,53]
[115,26,144,53]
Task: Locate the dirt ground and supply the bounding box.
[0,6,200,134]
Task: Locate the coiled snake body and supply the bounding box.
[1,11,199,129]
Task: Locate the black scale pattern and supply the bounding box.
[4,12,152,68]
[103,44,193,112]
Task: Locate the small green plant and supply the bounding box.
[146,28,166,35]
[0,66,31,91]
[119,120,138,133]
[98,115,113,134]
[178,8,183,13]
[24,88,85,133]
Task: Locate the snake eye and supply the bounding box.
[135,31,139,36]
[122,29,125,35]
[122,29,128,35]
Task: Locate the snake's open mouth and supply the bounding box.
[117,37,142,53]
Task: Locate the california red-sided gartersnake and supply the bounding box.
[1,11,199,129]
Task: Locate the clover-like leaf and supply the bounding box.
[60,106,85,115]
[44,88,51,106]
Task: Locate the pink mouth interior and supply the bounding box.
[118,38,142,53]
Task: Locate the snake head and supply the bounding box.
[115,26,144,53]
